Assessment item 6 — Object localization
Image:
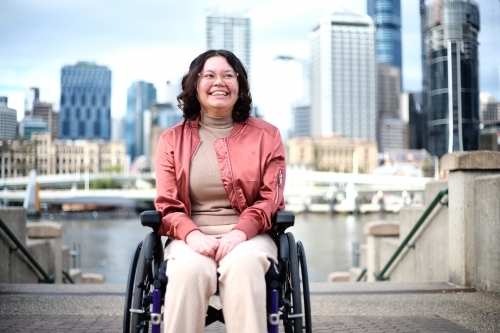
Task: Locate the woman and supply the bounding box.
[154,49,286,333]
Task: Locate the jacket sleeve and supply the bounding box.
[154,130,200,240]
[233,128,286,239]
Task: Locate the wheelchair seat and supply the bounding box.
[123,210,312,333]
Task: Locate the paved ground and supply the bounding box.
[0,282,499,332]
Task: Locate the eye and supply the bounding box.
[203,73,215,79]
[223,73,236,79]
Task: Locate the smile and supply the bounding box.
[210,91,228,96]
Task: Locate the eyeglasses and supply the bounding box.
[198,71,238,85]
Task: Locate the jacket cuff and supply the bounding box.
[233,217,261,240]
[177,222,201,241]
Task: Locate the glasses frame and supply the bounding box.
[198,71,239,85]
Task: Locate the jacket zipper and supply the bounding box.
[224,139,243,213]
[275,169,283,204]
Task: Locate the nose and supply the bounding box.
[213,74,225,85]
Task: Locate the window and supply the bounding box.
[79,122,85,136]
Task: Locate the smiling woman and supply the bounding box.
[154,49,286,333]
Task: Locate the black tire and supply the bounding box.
[130,243,150,333]
[129,233,164,333]
[297,241,312,333]
[123,241,143,333]
[284,232,302,333]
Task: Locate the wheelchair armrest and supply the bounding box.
[272,211,295,233]
[140,210,162,232]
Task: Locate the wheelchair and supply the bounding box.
[123,210,311,333]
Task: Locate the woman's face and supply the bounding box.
[197,56,239,117]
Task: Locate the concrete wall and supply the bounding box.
[442,151,500,293]
[380,151,500,293]
[0,208,69,283]
[0,208,39,283]
[474,174,500,293]
[364,180,449,282]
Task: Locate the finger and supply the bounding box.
[200,242,214,256]
[218,241,231,260]
[211,239,220,251]
[215,247,223,261]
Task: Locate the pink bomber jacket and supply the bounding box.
[154,116,286,241]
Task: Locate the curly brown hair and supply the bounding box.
[177,50,252,122]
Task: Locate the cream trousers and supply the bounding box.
[162,233,277,333]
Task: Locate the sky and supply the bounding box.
[1,0,499,129]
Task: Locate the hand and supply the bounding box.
[185,230,219,257]
[215,229,247,261]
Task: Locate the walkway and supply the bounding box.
[1,282,499,332]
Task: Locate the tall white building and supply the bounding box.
[310,3,377,141]
[0,97,17,140]
[111,117,125,142]
[205,8,251,75]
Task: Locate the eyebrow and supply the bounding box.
[202,69,234,73]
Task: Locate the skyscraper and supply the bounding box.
[24,87,40,113]
[377,64,406,151]
[29,102,59,139]
[0,97,17,140]
[367,0,402,70]
[310,3,377,141]
[59,62,112,140]
[205,8,251,75]
[422,0,480,158]
[126,81,156,161]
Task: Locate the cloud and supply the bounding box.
[1,0,498,124]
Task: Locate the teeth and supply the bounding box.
[212,91,227,96]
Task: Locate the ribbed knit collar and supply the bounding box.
[200,111,234,129]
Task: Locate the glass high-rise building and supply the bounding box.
[310,3,377,141]
[367,0,402,70]
[59,62,112,140]
[126,81,156,161]
[205,9,251,75]
[423,0,480,158]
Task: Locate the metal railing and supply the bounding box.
[356,268,367,282]
[62,269,75,284]
[373,188,448,281]
[0,217,55,283]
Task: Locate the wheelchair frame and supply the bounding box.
[123,210,311,333]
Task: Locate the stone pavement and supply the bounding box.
[1,282,499,332]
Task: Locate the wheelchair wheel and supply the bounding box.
[284,232,302,333]
[128,234,164,333]
[123,241,143,333]
[297,241,312,333]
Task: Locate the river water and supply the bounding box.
[57,212,397,284]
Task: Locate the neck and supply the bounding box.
[200,109,232,118]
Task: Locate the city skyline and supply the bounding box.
[1,0,499,129]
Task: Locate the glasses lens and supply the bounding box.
[200,72,237,84]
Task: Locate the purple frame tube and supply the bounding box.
[152,288,161,333]
[267,289,279,333]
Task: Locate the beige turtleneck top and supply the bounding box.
[189,112,239,237]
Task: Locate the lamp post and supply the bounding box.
[0,141,4,183]
[433,155,439,180]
